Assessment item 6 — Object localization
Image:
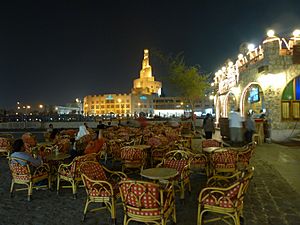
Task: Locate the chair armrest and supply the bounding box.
[57,161,73,172]
[32,163,50,175]
[102,166,127,181]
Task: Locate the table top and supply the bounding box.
[46,153,70,161]
[141,167,178,180]
[181,134,194,138]
[132,145,151,149]
[202,146,222,153]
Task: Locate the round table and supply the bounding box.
[202,146,222,154]
[46,153,71,161]
[132,145,151,149]
[141,168,178,181]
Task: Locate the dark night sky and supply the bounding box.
[1,0,299,108]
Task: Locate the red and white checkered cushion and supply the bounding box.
[202,140,221,148]
[120,182,160,216]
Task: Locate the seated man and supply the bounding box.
[10,139,42,167]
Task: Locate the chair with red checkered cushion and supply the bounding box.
[157,149,191,202]
[188,151,209,176]
[57,153,98,198]
[197,167,254,225]
[120,146,147,173]
[201,139,223,149]
[80,161,127,225]
[0,134,13,157]
[119,179,176,225]
[151,146,170,167]
[237,142,256,169]
[211,149,238,175]
[8,157,50,201]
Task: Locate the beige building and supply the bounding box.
[83,94,132,116]
[214,29,300,141]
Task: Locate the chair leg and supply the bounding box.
[10,180,14,197]
[56,176,60,195]
[28,182,33,202]
[72,181,77,199]
[82,198,89,221]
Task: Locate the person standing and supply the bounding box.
[229,108,244,146]
[203,113,215,139]
[245,113,256,143]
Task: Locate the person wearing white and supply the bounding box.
[75,125,90,141]
[229,109,244,144]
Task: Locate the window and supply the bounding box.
[281,76,300,120]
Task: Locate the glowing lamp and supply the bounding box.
[247,44,255,51]
[238,54,243,59]
[293,29,300,37]
[228,61,233,67]
[267,29,275,37]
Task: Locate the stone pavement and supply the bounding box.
[1,142,300,225]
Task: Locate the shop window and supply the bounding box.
[281,76,300,120]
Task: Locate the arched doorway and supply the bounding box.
[241,82,264,116]
[281,75,300,120]
[224,92,237,117]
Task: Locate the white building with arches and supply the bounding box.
[213,29,300,141]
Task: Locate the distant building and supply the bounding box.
[83,49,213,117]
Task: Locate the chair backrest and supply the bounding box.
[120,146,147,161]
[80,161,107,183]
[161,150,190,173]
[0,137,13,152]
[119,179,174,216]
[71,154,98,177]
[237,144,255,167]
[8,157,31,181]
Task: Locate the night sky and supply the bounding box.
[1,0,299,108]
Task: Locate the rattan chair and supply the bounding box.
[120,146,147,173]
[197,167,254,225]
[8,157,50,201]
[0,134,13,157]
[57,153,98,198]
[157,149,191,201]
[80,161,127,224]
[237,142,256,169]
[119,179,176,225]
[210,149,238,175]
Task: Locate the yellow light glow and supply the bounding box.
[211,83,214,87]
[293,29,300,37]
[138,102,141,106]
[39,104,43,109]
[180,102,183,105]
[247,43,255,51]
[117,98,121,103]
[222,66,226,72]
[257,73,286,90]
[228,61,233,67]
[209,95,214,100]
[17,106,20,109]
[238,54,243,59]
[231,86,241,96]
[267,29,275,37]
[27,105,31,109]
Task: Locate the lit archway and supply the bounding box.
[224,92,237,117]
[240,82,264,116]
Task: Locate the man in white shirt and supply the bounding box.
[229,108,244,145]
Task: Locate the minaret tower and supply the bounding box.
[132,49,162,95]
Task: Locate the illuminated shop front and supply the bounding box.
[213,29,300,141]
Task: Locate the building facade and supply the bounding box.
[213,30,300,141]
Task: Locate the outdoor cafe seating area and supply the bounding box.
[0,123,257,225]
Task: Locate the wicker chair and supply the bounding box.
[57,153,98,198]
[80,161,127,224]
[188,151,209,176]
[119,179,176,225]
[157,149,191,201]
[120,146,147,173]
[237,142,256,169]
[8,157,50,201]
[0,134,13,157]
[210,149,238,175]
[151,146,170,167]
[197,167,254,225]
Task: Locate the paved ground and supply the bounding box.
[1,140,300,225]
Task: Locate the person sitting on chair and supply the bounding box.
[10,139,42,167]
